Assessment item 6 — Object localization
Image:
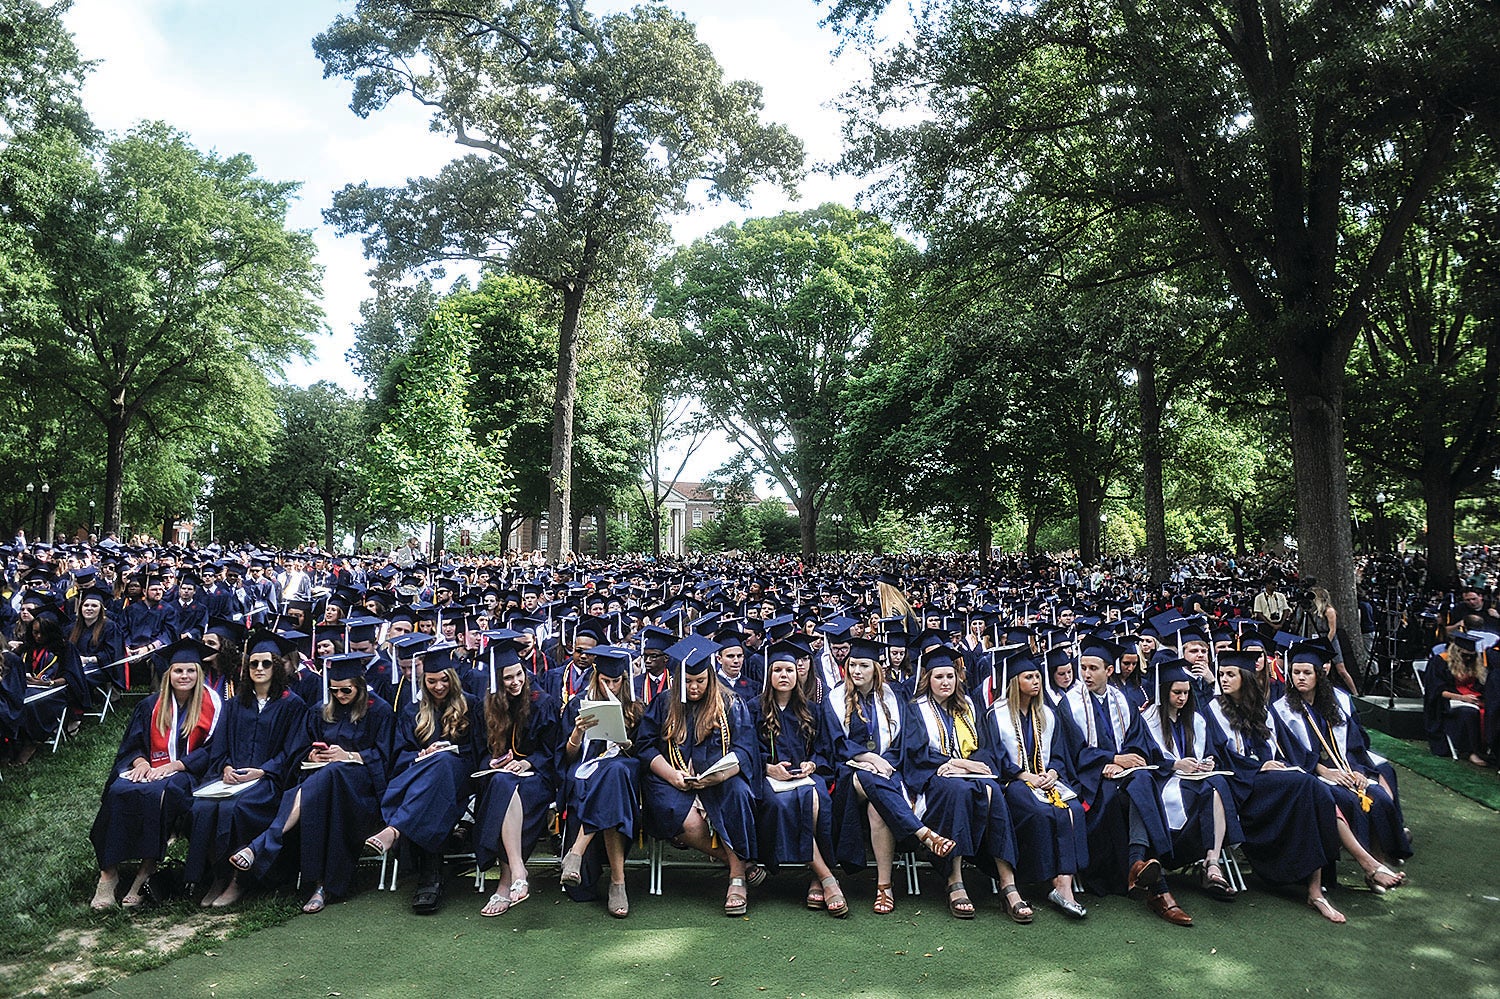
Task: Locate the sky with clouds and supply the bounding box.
[62,0,895,485]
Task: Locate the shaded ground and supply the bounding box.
[81,763,1499,999]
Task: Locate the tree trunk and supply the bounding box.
[42,495,56,543]
[161,510,174,543]
[353,522,365,554]
[1421,467,1458,590]
[1281,349,1366,670]
[975,515,993,567]
[1024,516,1040,557]
[596,504,609,558]
[1074,476,1101,564]
[1230,497,1247,557]
[547,283,588,561]
[499,511,517,552]
[651,505,662,557]
[103,407,128,534]
[433,518,446,556]
[1137,356,1170,585]
[322,491,337,553]
[797,496,818,562]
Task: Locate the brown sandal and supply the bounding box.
[872,882,895,915]
[1001,884,1034,924]
[918,828,956,858]
[805,880,825,909]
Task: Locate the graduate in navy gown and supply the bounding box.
[1060,637,1190,925]
[980,654,1090,920]
[822,639,954,916]
[13,609,83,755]
[751,641,845,917]
[1422,633,1490,764]
[1205,651,1352,923]
[473,648,561,917]
[632,626,675,705]
[200,617,247,699]
[89,640,223,910]
[68,586,124,701]
[904,646,1026,922]
[364,645,487,914]
[557,645,642,917]
[1110,636,1152,714]
[1141,662,1244,901]
[1273,643,1413,886]
[638,634,761,916]
[188,633,308,907]
[235,653,395,913]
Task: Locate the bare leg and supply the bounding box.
[566,827,597,860]
[1335,811,1401,886]
[1051,873,1078,904]
[1307,869,1346,923]
[602,830,627,885]
[124,859,156,905]
[500,790,528,889]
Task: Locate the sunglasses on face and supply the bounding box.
[329,685,357,695]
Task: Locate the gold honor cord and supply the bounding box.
[1019,711,1067,809]
[1301,705,1372,813]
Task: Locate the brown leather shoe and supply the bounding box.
[1127,858,1161,893]
[1148,892,1193,926]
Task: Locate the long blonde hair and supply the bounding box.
[152,663,207,740]
[1006,674,1048,742]
[415,667,470,743]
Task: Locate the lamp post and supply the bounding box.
[25,482,35,537]
[830,513,844,553]
[89,500,96,538]
[1374,491,1388,553]
[1098,510,1108,559]
[40,482,50,542]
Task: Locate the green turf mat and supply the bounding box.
[83,764,1500,999]
[1367,730,1500,811]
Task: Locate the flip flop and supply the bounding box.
[508,878,530,905]
[481,891,511,917]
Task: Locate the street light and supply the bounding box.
[89,499,96,537]
[830,513,844,552]
[1374,491,1388,553]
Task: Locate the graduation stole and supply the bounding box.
[1015,705,1067,809]
[1065,686,1129,751]
[1208,699,1284,762]
[1296,700,1372,813]
[918,696,977,759]
[29,648,58,680]
[148,688,222,767]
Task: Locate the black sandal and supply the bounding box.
[1000,884,1034,924]
[947,881,975,919]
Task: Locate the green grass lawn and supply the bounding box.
[5,710,1496,999]
[72,757,1500,999]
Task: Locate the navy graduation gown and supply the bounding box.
[381,693,488,853]
[559,695,641,902]
[1273,691,1412,863]
[902,694,1017,867]
[472,689,563,871]
[90,693,219,868]
[821,684,926,871]
[1141,706,1245,867]
[637,691,759,859]
[1204,699,1338,885]
[71,620,125,692]
[749,697,835,870]
[248,695,396,897]
[978,703,1089,886]
[186,691,309,882]
[1059,686,1172,895]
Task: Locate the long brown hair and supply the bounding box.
[484,668,535,756]
[914,661,973,725]
[1284,663,1344,725]
[1218,670,1271,742]
[68,597,108,649]
[759,667,815,752]
[663,675,731,747]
